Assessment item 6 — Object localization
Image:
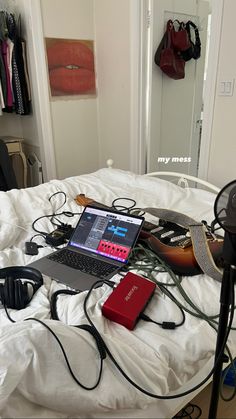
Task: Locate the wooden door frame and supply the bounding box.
[131,0,224,177]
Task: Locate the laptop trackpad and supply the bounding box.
[29,259,100,291]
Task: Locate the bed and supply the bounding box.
[0,167,235,418]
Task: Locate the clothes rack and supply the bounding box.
[0,10,31,115]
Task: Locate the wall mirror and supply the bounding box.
[140,0,221,177]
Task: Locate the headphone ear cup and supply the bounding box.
[6,277,15,309]
[0,283,5,305]
[14,280,30,310]
[14,280,21,310]
[22,282,31,308]
[2,278,30,310]
[0,267,43,310]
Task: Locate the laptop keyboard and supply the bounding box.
[48,249,118,278]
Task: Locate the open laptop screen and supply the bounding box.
[69,205,143,263]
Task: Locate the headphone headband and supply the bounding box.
[0,266,43,288]
[0,266,43,310]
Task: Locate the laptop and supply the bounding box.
[28,205,144,291]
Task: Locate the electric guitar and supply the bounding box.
[74,194,224,276]
[139,219,223,276]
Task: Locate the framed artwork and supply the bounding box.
[45,38,96,98]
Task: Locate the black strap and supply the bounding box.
[0,139,18,190]
[186,20,201,59]
[50,289,107,360]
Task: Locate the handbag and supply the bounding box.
[159,20,185,80]
[181,20,201,61]
[171,20,191,52]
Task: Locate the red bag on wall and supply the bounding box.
[171,20,191,52]
[159,20,185,80]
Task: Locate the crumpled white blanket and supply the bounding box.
[0,169,235,418]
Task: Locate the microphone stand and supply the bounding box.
[208,232,236,419]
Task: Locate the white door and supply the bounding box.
[146,0,209,175]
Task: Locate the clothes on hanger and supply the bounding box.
[0,10,31,115]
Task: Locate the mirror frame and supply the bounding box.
[133,0,224,177]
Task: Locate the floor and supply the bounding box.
[184,382,236,418]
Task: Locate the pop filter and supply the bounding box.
[214,179,236,234]
[208,180,236,419]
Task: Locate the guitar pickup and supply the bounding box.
[150,226,163,234]
[170,234,187,243]
[160,230,175,238]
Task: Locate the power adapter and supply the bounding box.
[57,224,74,239]
[45,225,74,247]
[102,272,156,330]
[45,229,68,246]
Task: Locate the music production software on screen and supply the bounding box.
[70,207,142,262]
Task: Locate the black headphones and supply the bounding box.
[0,266,43,310]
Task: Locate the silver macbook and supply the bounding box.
[28,205,144,291]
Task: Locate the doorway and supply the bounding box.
[138,0,223,178]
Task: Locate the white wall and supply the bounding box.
[207,0,236,188]
[40,0,134,176]
[94,0,132,170]
[0,0,134,180]
[40,0,99,179]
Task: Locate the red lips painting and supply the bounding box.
[45,38,96,97]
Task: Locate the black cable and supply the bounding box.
[82,277,236,400]
[30,233,46,243]
[111,198,136,213]
[2,266,235,401]
[32,212,65,236]
[173,403,202,419]
[31,190,81,237]
[48,191,68,226]
[50,289,79,320]
[25,317,104,390]
[140,285,186,329]
[3,294,105,391]
[32,210,81,237]
[29,234,46,249]
[48,191,67,211]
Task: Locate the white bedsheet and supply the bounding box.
[0,168,235,418]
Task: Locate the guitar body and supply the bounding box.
[139,229,223,276]
[74,194,223,276]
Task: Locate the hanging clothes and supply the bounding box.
[0,11,7,107]
[0,10,31,115]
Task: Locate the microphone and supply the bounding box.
[225,185,236,232]
[214,180,236,264]
[208,179,236,419]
